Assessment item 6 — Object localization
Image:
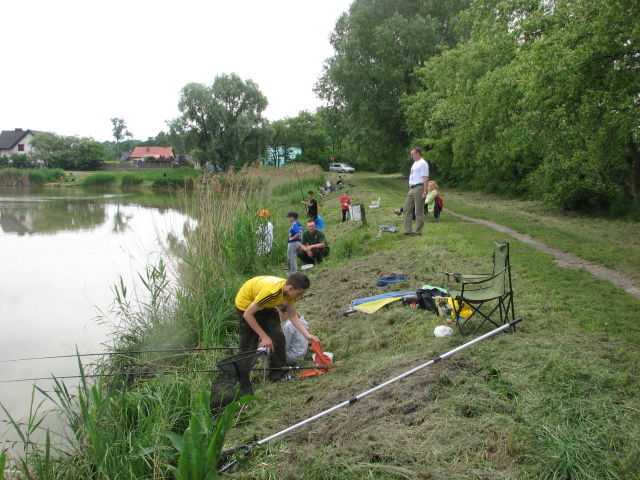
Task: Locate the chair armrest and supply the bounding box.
[445,271,492,284]
[458,266,510,295]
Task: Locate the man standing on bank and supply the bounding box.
[403,147,429,236]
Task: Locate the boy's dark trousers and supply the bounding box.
[236,307,286,382]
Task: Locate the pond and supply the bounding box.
[0,186,194,450]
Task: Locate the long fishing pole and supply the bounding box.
[292,159,306,201]
[399,243,443,275]
[218,318,522,474]
[0,364,338,384]
[0,346,240,364]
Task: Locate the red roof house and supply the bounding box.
[130,146,175,161]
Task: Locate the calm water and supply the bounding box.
[0,186,193,448]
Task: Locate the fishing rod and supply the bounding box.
[292,160,306,201]
[400,243,443,275]
[0,364,338,384]
[0,346,240,364]
[218,318,522,474]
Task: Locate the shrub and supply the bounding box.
[80,173,118,187]
[121,174,144,188]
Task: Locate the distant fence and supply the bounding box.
[99,162,186,171]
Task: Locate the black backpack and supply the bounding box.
[416,288,449,312]
[433,194,443,219]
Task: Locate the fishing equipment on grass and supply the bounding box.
[350,290,416,314]
[375,243,443,286]
[217,318,522,474]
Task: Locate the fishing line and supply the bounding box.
[0,364,338,384]
[0,346,239,364]
[292,160,306,201]
[218,319,522,474]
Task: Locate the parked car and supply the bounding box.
[329,162,355,173]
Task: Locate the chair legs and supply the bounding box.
[453,293,515,335]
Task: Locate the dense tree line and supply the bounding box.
[29,133,110,170]
[317,0,639,211]
[401,0,640,210]
[316,0,471,172]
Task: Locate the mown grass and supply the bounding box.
[2,168,639,479]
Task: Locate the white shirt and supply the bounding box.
[256,221,274,255]
[282,316,309,365]
[409,158,429,186]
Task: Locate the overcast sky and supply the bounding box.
[3,0,353,143]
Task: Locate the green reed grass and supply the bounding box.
[80,172,118,187]
[121,174,144,187]
[0,167,66,186]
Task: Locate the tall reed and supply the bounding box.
[1,164,322,479]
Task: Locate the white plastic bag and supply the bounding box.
[434,326,454,338]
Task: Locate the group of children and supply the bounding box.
[238,175,441,393]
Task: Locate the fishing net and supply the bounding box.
[375,274,408,286]
[210,350,268,409]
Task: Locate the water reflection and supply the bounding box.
[0,187,182,236]
[0,186,193,453]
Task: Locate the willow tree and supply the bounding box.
[169,73,271,169]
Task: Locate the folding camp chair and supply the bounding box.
[445,240,515,335]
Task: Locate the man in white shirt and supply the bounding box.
[403,147,429,236]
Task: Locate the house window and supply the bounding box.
[18,144,25,151]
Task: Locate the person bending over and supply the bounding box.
[235,273,318,382]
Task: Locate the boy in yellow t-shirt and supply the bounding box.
[235,272,318,381]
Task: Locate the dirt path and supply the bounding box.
[446,209,640,300]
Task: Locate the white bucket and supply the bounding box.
[312,352,333,362]
[349,204,362,221]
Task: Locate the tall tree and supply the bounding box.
[316,0,470,172]
[110,118,133,157]
[169,73,270,169]
[404,0,537,193]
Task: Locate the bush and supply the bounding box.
[121,174,144,188]
[80,173,118,187]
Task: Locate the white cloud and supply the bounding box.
[2,0,352,142]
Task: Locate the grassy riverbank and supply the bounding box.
[3,167,639,479]
[0,167,202,188]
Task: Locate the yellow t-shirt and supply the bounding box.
[235,276,294,311]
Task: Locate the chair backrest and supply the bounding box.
[491,241,510,292]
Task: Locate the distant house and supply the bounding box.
[0,128,38,157]
[130,146,175,162]
[118,151,132,162]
